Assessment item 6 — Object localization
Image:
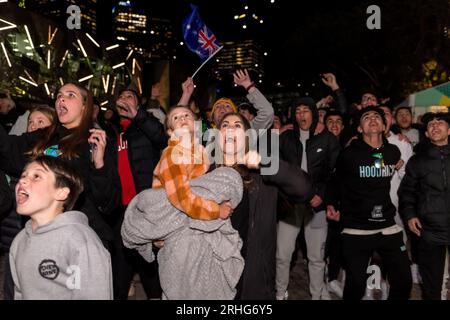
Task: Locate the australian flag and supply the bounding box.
[182,4,222,61]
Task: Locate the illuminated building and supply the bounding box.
[113,1,174,59]
[215,40,264,81]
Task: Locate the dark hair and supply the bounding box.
[394,106,413,117]
[422,112,450,127]
[118,88,140,102]
[324,109,344,124]
[218,112,254,189]
[355,105,386,125]
[28,155,84,211]
[30,83,93,160]
[165,105,197,131]
[238,103,257,117]
[361,91,378,100]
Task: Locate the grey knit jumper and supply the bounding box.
[121,167,244,300]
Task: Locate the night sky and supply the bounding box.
[96,0,449,105]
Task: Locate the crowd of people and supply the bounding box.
[0,70,449,301]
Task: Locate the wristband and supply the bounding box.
[245,82,256,91]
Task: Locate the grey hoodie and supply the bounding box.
[9,211,113,300]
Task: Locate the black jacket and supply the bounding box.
[280,97,340,214]
[0,124,121,243]
[107,107,167,194]
[0,171,12,220]
[234,160,314,299]
[0,176,25,253]
[327,138,400,230]
[399,143,450,244]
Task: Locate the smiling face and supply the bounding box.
[27,110,53,133]
[326,115,344,137]
[55,84,86,129]
[15,162,67,219]
[219,114,249,164]
[425,118,450,146]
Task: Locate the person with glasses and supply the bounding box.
[326,106,412,300]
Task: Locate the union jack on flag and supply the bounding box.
[182,4,223,61]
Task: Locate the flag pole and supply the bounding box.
[191,46,223,79]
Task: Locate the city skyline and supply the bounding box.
[3,0,450,106]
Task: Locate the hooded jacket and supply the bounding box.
[279,97,340,216]
[399,143,450,244]
[9,211,113,300]
[327,138,400,230]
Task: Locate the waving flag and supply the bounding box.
[182,4,223,62]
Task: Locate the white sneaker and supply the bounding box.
[327,280,344,298]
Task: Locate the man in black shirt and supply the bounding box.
[326,106,412,300]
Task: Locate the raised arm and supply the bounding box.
[321,73,348,114]
[177,77,195,107]
[234,69,274,130]
[87,129,121,215]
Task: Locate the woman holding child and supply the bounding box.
[213,112,314,299]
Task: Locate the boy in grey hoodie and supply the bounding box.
[9,156,113,300]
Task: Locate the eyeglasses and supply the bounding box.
[372,152,384,169]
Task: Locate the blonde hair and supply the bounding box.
[165,105,197,131]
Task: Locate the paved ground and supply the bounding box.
[0,248,425,300]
